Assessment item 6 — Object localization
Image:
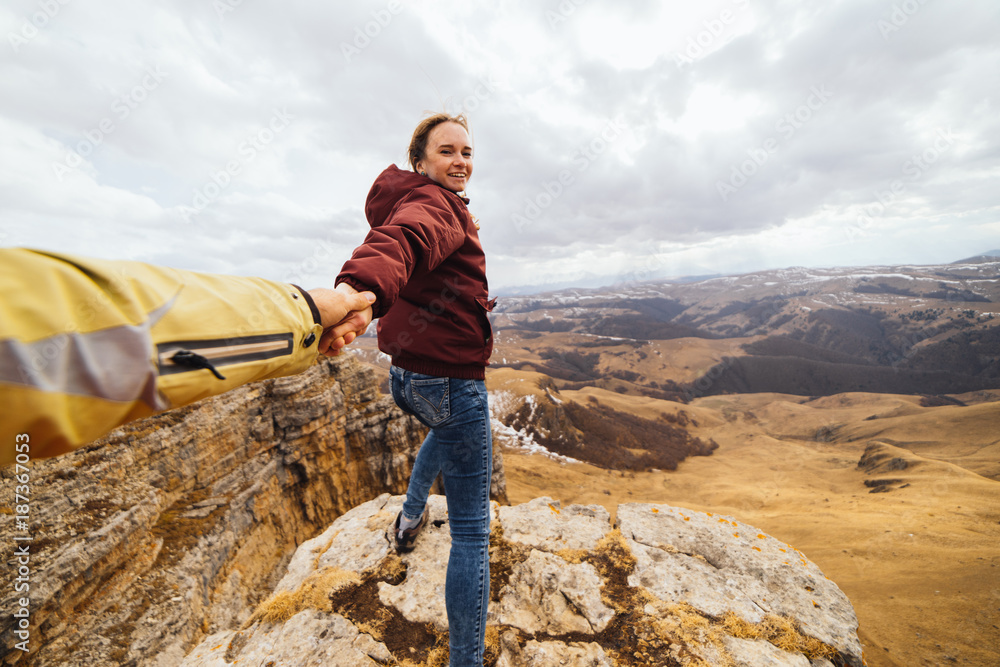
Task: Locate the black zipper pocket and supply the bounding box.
[157,333,294,377]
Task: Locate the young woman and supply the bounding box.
[326,113,494,666]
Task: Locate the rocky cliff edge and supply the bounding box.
[0,356,505,666]
[181,494,864,667]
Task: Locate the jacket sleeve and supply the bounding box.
[0,248,324,466]
[335,189,465,319]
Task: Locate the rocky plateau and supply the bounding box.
[180,494,863,667]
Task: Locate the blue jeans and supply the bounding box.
[389,365,492,667]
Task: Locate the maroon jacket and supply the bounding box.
[336,165,495,379]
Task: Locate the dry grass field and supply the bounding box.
[494,376,1000,667]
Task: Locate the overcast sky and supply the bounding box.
[2,0,998,292]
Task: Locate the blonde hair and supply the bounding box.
[408,113,471,172]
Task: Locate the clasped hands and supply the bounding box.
[307,284,376,357]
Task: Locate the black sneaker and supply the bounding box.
[392,510,427,553]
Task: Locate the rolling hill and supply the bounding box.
[487,261,1000,400]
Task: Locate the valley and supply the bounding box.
[348,257,1000,666]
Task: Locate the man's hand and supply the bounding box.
[308,284,375,356]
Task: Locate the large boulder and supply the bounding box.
[181,495,863,666]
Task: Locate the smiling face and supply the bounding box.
[415,121,473,193]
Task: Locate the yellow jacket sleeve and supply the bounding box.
[0,249,324,465]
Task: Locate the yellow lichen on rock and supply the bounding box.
[594,528,638,573]
[243,566,361,628]
[721,611,837,661]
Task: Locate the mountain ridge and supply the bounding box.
[484,259,1000,401]
[493,252,1000,295]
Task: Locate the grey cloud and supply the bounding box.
[1,0,998,289]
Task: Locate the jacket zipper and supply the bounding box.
[157,333,294,378]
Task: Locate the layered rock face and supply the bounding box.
[0,356,505,666]
[182,495,863,667]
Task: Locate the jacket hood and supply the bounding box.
[365,164,469,228]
